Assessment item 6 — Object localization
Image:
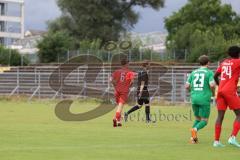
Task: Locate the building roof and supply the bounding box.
[25,30,47,37]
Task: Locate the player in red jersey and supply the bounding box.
[213,46,240,147]
[111,58,135,127]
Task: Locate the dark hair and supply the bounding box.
[228,46,240,58]
[142,60,150,67]
[120,58,129,66]
[198,55,210,66]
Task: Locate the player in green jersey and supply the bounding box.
[185,55,215,144]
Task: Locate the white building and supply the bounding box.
[9,29,46,63]
[0,0,24,46]
[10,30,45,54]
[130,32,167,53]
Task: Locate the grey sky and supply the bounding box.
[24,0,240,33]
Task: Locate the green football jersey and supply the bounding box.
[187,67,215,105]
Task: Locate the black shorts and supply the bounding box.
[137,97,150,105]
[137,91,150,105]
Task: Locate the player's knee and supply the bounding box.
[216,116,224,124]
[219,114,225,120]
[195,116,201,121]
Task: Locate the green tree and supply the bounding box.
[0,46,29,66]
[37,31,75,63]
[165,0,240,62]
[48,0,164,46]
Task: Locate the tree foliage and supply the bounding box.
[48,0,165,46]
[0,46,29,66]
[165,0,240,62]
[37,31,75,63]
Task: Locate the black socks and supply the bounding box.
[145,106,150,121]
[127,105,140,115]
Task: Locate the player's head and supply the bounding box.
[228,46,240,58]
[198,55,210,66]
[120,58,129,67]
[142,60,150,70]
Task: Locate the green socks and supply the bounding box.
[195,120,208,131]
[192,120,200,128]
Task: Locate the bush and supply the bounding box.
[37,31,75,63]
[0,45,29,66]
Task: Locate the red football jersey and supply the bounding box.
[216,58,240,93]
[112,68,135,93]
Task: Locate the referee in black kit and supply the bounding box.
[124,60,151,123]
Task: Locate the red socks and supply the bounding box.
[215,123,222,141]
[115,112,121,121]
[215,121,240,141]
[231,121,240,137]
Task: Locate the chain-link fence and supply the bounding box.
[43,49,167,64]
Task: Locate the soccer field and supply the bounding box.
[0,100,239,160]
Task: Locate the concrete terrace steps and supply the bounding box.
[0,63,218,102]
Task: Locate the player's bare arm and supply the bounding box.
[185,82,190,91]
[111,79,117,87]
[110,75,117,87]
[129,78,134,87]
[210,82,216,97]
[139,81,145,97]
[214,72,221,86]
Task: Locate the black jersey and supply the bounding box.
[137,70,149,91]
[137,70,149,103]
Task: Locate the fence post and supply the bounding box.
[183,73,187,102]
[140,48,142,61]
[77,67,80,85]
[60,68,63,100]
[34,68,37,85]
[67,50,70,61]
[108,51,110,62]
[84,80,86,99]
[173,74,176,103]
[17,67,19,95]
[103,67,105,84]
[38,70,41,100]
[107,72,110,101]
[21,54,23,66]
[150,49,152,61]
[171,67,174,103]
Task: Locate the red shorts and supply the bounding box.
[216,91,240,110]
[115,91,128,104]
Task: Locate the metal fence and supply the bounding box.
[12,49,167,65]
[0,64,218,104]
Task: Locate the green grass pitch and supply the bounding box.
[0,100,239,160]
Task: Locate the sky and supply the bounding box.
[24,0,240,33]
